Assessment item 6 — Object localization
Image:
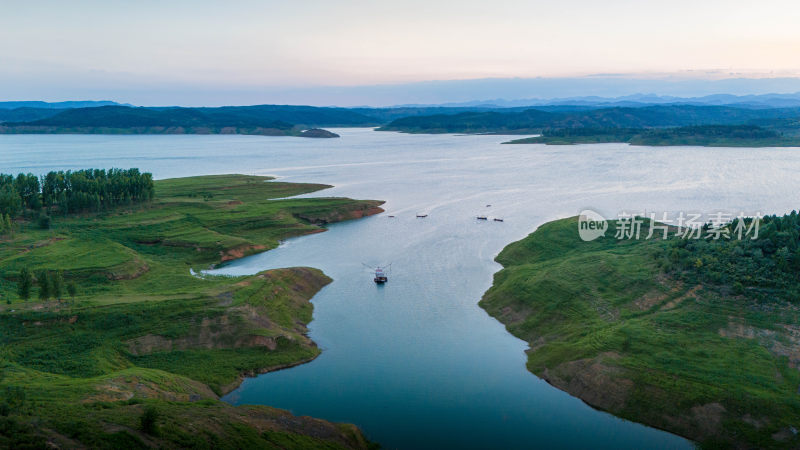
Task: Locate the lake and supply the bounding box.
[4,130,799,448]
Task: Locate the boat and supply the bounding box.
[388,215,395,218]
[364,262,391,284]
[477,216,488,220]
[416,214,428,218]
[374,267,388,284]
[494,218,504,222]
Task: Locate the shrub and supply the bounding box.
[140,406,159,435]
[37,213,51,229]
[37,270,50,300]
[17,267,32,301]
[67,281,77,301]
[52,270,64,300]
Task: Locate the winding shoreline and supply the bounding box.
[479,217,800,448]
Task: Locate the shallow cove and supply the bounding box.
[5,129,799,448]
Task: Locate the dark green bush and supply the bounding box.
[140,406,159,435]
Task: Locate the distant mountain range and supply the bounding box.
[2,98,800,138]
[6,91,800,112]
[402,92,800,109]
[0,101,125,110]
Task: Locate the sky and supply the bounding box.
[2,0,800,106]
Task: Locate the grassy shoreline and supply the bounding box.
[480,217,800,449]
[504,136,800,147]
[503,125,800,147]
[0,174,383,448]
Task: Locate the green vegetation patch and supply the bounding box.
[504,125,800,147]
[481,217,800,449]
[0,174,382,448]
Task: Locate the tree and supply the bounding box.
[140,406,159,435]
[4,214,13,237]
[37,213,50,230]
[17,267,32,301]
[67,281,77,302]
[0,184,21,217]
[3,386,25,412]
[37,270,50,301]
[52,270,64,301]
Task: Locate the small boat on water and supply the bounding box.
[494,218,504,222]
[374,267,388,284]
[416,214,428,218]
[388,215,395,218]
[477,216,488,220]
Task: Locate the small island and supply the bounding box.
[481,216,800,448]
[299,128,340,138]
[0,171,382,448]
[503,125,800,147]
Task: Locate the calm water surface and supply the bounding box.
[4,130,800,449]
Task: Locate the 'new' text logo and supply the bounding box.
[578,210,607,241]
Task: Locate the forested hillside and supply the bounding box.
[379,104,800,135]
[0,105,377,136]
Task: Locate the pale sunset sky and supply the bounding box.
[2,0,800,105]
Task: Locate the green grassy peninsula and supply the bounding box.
[0,173,383,449]
[481,216,800,449]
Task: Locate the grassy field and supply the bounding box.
[480,218,800,449]
[0,174,383,449]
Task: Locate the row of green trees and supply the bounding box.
[16,268,76,302]
[0,168,154,217]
